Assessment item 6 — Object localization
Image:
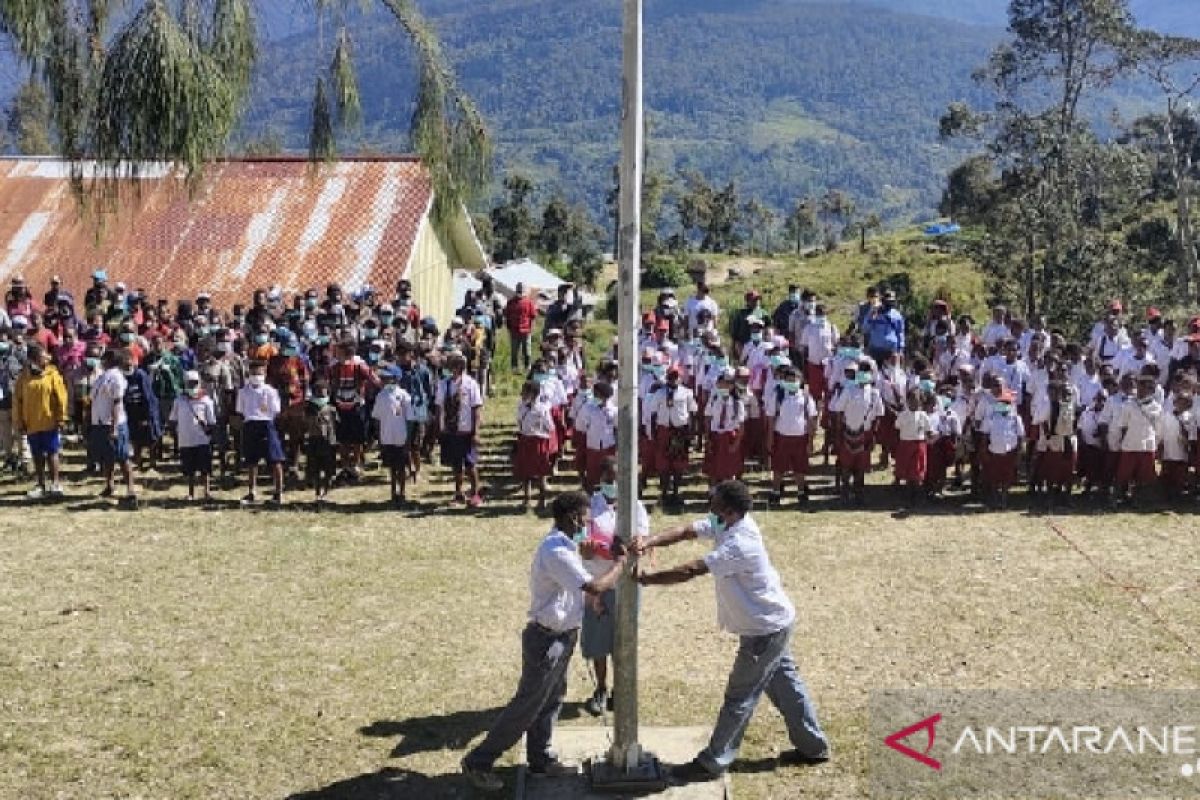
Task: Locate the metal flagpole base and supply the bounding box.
[584,752,669,793]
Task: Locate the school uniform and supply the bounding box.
[169,394,216,476]
[576,397,617,489]
[925,402,961,491]
[876,366,907,457]
[514,398,556,481]
[569,389,592,476]
[583,493,649,660]
[1114,398,1161,488]
[740,389,766,465]
[704,393,747,482]
[764,386,816,478]
[894,408,931,483]
[1156,410,1193,494]
[799,320,837,402]
[647,384,698,476]
[1076,407,1105,486]
[1032,397,1076,486]
[828,381,883,472]
[980,410,1024,488]
[435,374,484,471]
[372,386,413,471]
[538,376,570,456]
[236,381,285,466]
[1098,393,1128,487]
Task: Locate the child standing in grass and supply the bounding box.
[236,360,285,507]
[305,378,338,506]
[703,369,747,488]
[373,366,413,508]
[169,370,216,503]
[893,388,932,507]
[1155,391,1193,502]
[980,389,1024,509]
[515,379,556,512]
[1113,375,1161,508]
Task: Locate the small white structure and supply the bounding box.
[484,258,598,313]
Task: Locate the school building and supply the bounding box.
[0,156,488,325]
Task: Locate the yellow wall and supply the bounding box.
[407,217,454,328]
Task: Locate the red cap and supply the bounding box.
[1109,299,1123,313]
[1147,307,1162,320]
[745,290,761,301]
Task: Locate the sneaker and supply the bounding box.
[240,493,257,506]
[529,760,578,778]
[47,483,65,499]
[584,689,609,717]
[467,493,484,508]
[670,759,721,783]
[461,759,503,792]
[779,749,830,766]
[26,486,45,500]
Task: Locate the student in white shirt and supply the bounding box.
[372,366,413,507]
[576,379,618,491]
[1114,375,1162,505]
[90,348,137,504]
[894,388,932,506]
[435,352,485,506]
[235,360,285,506]
[1031,380,1076,508]
[647,367,698,506]
[1076,390,1107,494]
[764,365,817,505]
[828,360,883,502]
[633,481,829,782]
[980,306,1011,349]
[169,370,217,503]
[1156,392,1194,501]
[799,305,837,403]
[925,388,961,496]
[704,370,748,487]
[980,388,1025,508]
[462,492,627,793]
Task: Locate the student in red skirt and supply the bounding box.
[1113,375,1162,508]
[568,372,593,485]
[576,379,618,492]
[1156,391,1194,502]
[893,388,932,507]
[828,360,883,503]
[703,369,747,488]
[514,380,556,512]
[764,364,818,506]
[646,366,698,507]
[980,389,1024,509]
[924,388,960,499]
[1076,390,1107,495]
[735,366,765,472]
[638,355,665,493]
[1031,380,1077,510]
[876,351,908,472]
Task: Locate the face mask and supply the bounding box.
[282,347,298,358]
[368,352,381,364]
[120,333,135,344]
[533,372,548,384]
[600,482,617,501]
[254,334,268,346]
[305,298,317,310]
[707,512,726,536]
[474,316,487,326]
[651,366,666,378]
[380,314,394,325]
[750,332,763,343]
[920,379,935,393]
[216,342,232,355]
[856,372,872,386]
[0,344,10,355]
[317,336,330,347]
[789,293,801,304]
[995,402,1012,416]
[770,355,785,368]
[715,387,730,399]
[186,385,200,398]
[714,357,728,368]
[249,374,265,387]
[85,357,99,369]
[312,396,329,408]
[781,381,800,394]
[813,316,826,325]
[440,368,450,379]
[806,301,817,313]
[939,395,952,411]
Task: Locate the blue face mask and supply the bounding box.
[750,332,763,343]
[600,482,617,501]
[995,402,1012,416]
[856,372,872,386]
[707,512,726,536]
[919,379,935,393]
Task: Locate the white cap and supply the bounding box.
[184,370,200,383]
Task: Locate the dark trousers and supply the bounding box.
[510,332,532,370]
[464,623,578,770]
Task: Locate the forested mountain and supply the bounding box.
[243,0,1002,220]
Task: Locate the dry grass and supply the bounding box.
[1,415,1198,800]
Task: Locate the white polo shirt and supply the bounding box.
[705,393,748,434]
[648,384,697,429]
[435,374,484,433]
[371,386,412,447]
[829,383,883,432]
[763,388,816,437]
[981,411,1024,454]
[577,398,617,450]
[696,514,795,637]
[1114,398,1161,452]
[516,398,555,439]
[528,528,594,632]
[90,368,128,426]
[896,409,932,442]
[236,382,281,422]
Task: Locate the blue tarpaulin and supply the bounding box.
[923,222,962,236]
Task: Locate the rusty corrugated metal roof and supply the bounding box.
[0,157,435,309]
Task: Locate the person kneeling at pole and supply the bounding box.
[633,479,829,783]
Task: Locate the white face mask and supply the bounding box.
[248,374,265,388]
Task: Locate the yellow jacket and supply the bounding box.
[13,364,68,435]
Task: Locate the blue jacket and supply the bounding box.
[865,308,906,354]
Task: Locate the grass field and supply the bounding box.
[1,405,1198,800]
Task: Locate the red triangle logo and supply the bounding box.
[884,713,942,771]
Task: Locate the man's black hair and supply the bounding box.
[551,491,589,525]
[711,480,752,515]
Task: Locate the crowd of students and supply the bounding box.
[3,269,1200,512]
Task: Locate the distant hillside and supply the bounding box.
[243,0,1001,221]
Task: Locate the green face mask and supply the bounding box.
[312,396,330,408]
[599,482,617,501]
[707,512,726,535]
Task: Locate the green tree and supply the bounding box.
[489,173,536,263]
[538,194,572,259]
[818,189,856,243]
[0,0,490,223]
[6,78,53,155]
[783,199,819,253]
[564,205,604,289]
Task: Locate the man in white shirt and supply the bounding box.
[435,352,485,506]
[90,348,137,505]
[635,480,829,783]
[685,282,720,339]
[980,305,1011,349]
[462,492,627,793]
[235,360,285,506]
[372,366,413,507]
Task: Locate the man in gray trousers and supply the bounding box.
[462,491,628,792]
[634,479,830,783]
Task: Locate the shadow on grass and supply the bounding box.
[359,707,506,759]
[285,765,509,799]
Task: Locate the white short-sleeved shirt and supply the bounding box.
[696,514,795,637]
[528,528,594,632]
[90,368,128,426]
[585,492,650,578]
[1157,411,1192,462]
[517,399,555,439]
[236,382,281,422]
[371,387,412,447]
[435,374,484,434]
[648,385,697,429]
[169,395,216,448]
[1115,398,1161,452]
[800,320,837,366]
[981,411,1024,454]
[829,383,883,432]
[705,393,748,434]
[981,321,1011,348]
[896,409,932,442]
[578,399,617,450]
[1079,407,1103,447]
[763,388,816,437]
